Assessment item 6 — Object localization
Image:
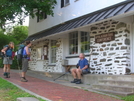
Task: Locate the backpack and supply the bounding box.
[0,45,9,59]
[17,44,25,61]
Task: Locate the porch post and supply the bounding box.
[130,15,134,73]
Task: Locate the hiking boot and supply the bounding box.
[21,77,28,82]
[3,72,7,77]
[6,73,10,78]
[75,79,82,84]
[71,79,78,83]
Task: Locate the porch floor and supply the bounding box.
[0,68,123,101]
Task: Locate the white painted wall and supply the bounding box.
[29,0,126,36]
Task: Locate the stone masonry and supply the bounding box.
[89,20,130,75]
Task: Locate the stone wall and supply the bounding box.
[89,20,130,75]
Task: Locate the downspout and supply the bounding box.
[130,15,134,74]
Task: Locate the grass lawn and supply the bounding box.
[121,95,134,101]
[0,78,46,101]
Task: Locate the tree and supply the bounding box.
[0,0,57,29]
[0,32,17,49]
[9,26,28,44]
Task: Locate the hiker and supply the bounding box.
[21,41,32,82]
[71,53,88,84]
[1,42,14,78]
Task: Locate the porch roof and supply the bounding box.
[25,0,134,41]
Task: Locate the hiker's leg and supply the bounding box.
[3,64,7,72]
[76,69,82,79]
[21,58,28,82]
[22,72,26,77]
[21,58,28,77]
[6,64,11,78]
[3,64,8,77]
[71,68,77,79]
[7,64,10,73]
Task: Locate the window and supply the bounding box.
[81,32,90,53]
[61,0,70,8]
[51,40,57,63]
[37,10,47,22]
[69,32,78,54]
[37,47,42,60]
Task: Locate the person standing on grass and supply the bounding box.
[71,53,89,84]
[1,42,14,78]
[21,41,31,82]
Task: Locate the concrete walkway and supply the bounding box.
[0,69,123,101]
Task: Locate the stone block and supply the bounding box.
[100,59,106,62]
[17,97,39,101]
[121,46,127,50]
[108,52,116,56]
[116,22,126,29]
[102,44,106,47]
[91,27,98,31]
[111,43,117,46]
[125,38,130,45]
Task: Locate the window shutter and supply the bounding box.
[61,0,64,8]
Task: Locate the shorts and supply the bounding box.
[22,58,28,72]
[3,57,12,65]
[82,69,88,74]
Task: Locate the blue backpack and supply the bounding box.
[17,44,25,61]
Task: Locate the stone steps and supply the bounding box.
[99,80,134,87]
[99,75,134,81]
[93,84,134,92]
[92,89,134,96]
[92,79,134,96]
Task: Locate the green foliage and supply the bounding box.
[0,0,57,29]
[0,78,46,101]
[0,59,3,68]
[0,32,18,49]
[121,95,134,101]
[11,57,18,69]
[9,26,28,44]
[0,26,28,69]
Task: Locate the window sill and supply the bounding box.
[48,63,56,66]
[66,53,90,58]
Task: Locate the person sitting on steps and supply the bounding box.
[71,53,89,84]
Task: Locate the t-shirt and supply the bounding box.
[23,46,30,59]
[78,58,88,71]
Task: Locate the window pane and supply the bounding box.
[80,32,90,53]
[69,32,78,55]
[51,40,57,63]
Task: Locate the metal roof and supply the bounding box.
[25,0,134,41]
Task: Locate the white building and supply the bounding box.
[26,0,134,75]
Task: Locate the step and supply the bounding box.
[92,89,134,96]
[92,84,134,92]
[102,75,134,81]
[17,97,39,101]
[99,80,134,87]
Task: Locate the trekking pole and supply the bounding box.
[17,59,22,77]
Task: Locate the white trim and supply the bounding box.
[49,40,57,64]
[130,15,134,73]
[36,47,43,60]
[78,31,81,54]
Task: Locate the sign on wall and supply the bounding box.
[95,32,115,43]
